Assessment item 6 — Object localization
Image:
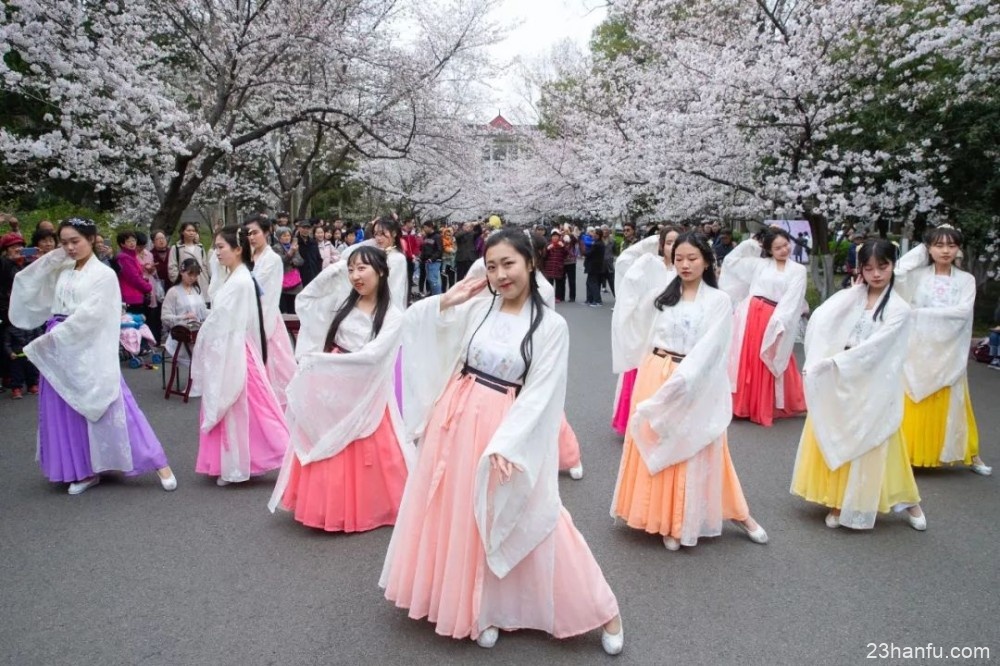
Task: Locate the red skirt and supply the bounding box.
[280,408,407,532]
[732,296,806,427]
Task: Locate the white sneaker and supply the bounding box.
[662,536,680,551]
[68,476,101,495]
[971,461,993,476]
[825,512,841,529]
[568,464,584,480]
[601,625,624,655]
[159,471,178,491]
[216,477,231,487]
[476,627,499,649]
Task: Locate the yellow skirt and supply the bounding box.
[791,418,920,512]
[902,384,979,467]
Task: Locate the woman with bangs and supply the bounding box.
[893,225,990,476]
[791,239,927,531]
[611,225,680,437]
[719,228,808,426]
[612,231,768,552]
[269,246,409,532]
[192,225,288,486]
[381,229,623,655]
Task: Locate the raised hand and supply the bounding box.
[440,277,488,310]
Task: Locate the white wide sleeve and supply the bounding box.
[160,287,184,330]
[893,243,929,303]
[629,290,734,474]
[903,271,975,401]
[255,250,284,336]
[268,309,412,511]
[19,262,122,422]
[760,262,807,377]
[293,260,352,358]
[717,238,762,304]
[614,235,660,292]
[612,254,668,373]
[8,248,69,329]
[388,252,409,312]
[803,290,911,470]
[474,315,566,578]
[190,283,248,432]
[401,296,483,442]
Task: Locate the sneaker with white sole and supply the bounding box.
[971,461,993,476]
[68,476,101,495]
[662,536,680,551]
[568,464,584,480]
[216,477,231,487]
[732,519,768,544]
[825,512,841,529]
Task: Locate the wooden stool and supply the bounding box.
[164,324,199,402]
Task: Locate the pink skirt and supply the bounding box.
[382,373,618,640]
[558,415,581,471]
[732,297,806,427]
[195,342,288,477]
[280,408,407,532]
[611,369,638,435]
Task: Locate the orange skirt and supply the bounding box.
[732,296,806,426]
[613,352,749,538]
[280,408,407,532]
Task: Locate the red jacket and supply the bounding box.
[117,248,151,306]
[400,231,422,260]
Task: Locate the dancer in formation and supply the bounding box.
[381,229,623,655]
[611,226,679,436]
[791,239,926,530]
[464,243,584,479]
[192,225,287,486]
[612,231,767,551]
[894,225,990,475]
[371,217,410,410]
[243,216,297,409]
[719,229,807,426]
[9,218,176,494]
[268,246,411,532]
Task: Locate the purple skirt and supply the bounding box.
[37,319,169,483]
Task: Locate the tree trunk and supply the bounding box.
[804,209,834,300]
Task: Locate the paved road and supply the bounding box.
[1,291,998,666]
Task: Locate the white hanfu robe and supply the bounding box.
[10,249,134,472]
[795,285,912,528]
[252,244,297,408]
[894,244,976,463]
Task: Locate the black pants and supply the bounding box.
[9,356,38,389]
[547,274,566,302]
[146,304,163,344]
[456,260,474,281]
[586,273,603,304]
[563,264,577,302]
[280,292,297,314]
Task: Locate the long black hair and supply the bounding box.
[179,258,203,293]
[923,225,962,265]
[857,238,897,322]
[472,229,546,381]
[760,229,792,258]
[373,217,402,251]
[654,231,719,309]
[216,224,268,364]
[322,246,391,353]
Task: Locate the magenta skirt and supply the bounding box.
[611,369,638,436]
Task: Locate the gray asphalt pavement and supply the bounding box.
[1,287,998,666]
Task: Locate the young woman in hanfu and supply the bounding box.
[612,232,768,551]
[718,229,807,427]
[268,246,412,532]
[894,225,991,476]
[791,239,927,531]
[9,218,176,495]
[381,229,623,655]
[463,245,585,480]
[242,216,297,411]
[611,226,679,436]
[192,225,288,486]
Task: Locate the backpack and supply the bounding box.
[971,338,992,364]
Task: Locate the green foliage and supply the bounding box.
[828,239,851,269]
[1,199,117,238]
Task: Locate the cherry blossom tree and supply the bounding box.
[0,0,501,234]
